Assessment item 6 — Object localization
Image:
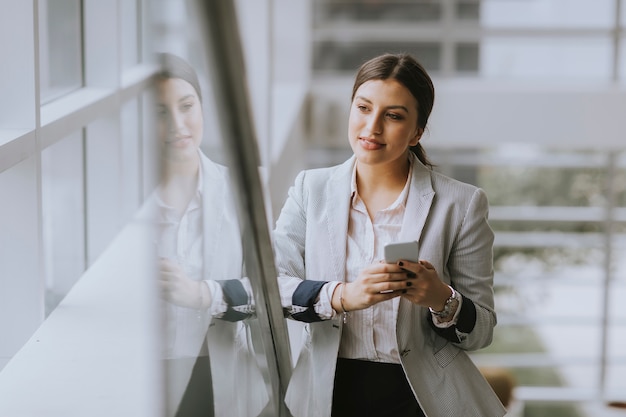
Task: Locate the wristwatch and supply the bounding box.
[429,286,459,319]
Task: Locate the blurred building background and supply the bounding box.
[0,1,624,416]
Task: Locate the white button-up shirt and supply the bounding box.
[314,160,411,363]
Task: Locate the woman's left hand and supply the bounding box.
[396,259,451,311]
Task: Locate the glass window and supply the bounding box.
[41,131,86,315]
[120,99,142,218]
[481,37,613,79]
[0,157,42,371]
[38,0,83,103]
[313,41,441,73]
[431,147,626,413]
[455,43,480,73]
[120,0,140,69]
[481,0,614,29]
[456,0,480,21]
[313,0,442,24]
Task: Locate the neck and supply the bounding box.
[161,152,200,182]
[355,154,411,195]
[159,153,201,209]
[354,154,411,218]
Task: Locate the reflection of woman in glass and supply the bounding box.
[144,53,266,417]
[274,53,505,417]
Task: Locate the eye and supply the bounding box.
[386,112,403,121]
[180,102,193,111]
[356,104,368,112]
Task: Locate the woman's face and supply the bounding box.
[156,78,203,161]
[348,79,422,170]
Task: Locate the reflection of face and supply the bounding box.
[348,79,422,169]
[156,78,203,161]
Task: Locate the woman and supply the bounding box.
[142,53,267,417]
[274,53,506,417]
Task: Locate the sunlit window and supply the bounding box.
[38,0,83,103]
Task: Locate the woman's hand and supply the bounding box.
[159,258,211,309]
[397,259,451,311]
[333,261,411,312]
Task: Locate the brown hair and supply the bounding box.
[156,53,202,103]
[351,53,435,168]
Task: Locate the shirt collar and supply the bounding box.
[350,153,414,210]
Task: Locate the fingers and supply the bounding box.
[418,260,435,270]
[372,262,414,278]
[158,257,180,272]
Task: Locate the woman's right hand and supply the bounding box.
[333,261,411,312]
[159,258,211,309]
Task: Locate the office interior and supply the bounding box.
[0,1,625,416]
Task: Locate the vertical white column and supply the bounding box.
[0,0,43,371]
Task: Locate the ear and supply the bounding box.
[409,128,424,147]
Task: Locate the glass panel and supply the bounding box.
[148,5,277,415]
[120,99,142,219]
[313,0,442,24]
[481,37,612,79]
[0,157,42,371]
[120,0,140,69]
[41,131,86,315]
[38,0,83,103]
[481,0,615,29]
[150,55,272,416]
[455,42,480,72]
[456,0,480,20]
[313,41,441,72]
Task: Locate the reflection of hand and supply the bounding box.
[158,258,211,309]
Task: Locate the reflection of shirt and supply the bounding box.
[155,163,228,358]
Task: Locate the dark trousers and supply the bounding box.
[332,358,426,417]
[174,355,214,417]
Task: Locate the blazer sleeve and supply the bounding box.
[430,188,497,350]
[273,171,328,323]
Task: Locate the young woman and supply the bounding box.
[142,53,267,417]
[274,53,506,417]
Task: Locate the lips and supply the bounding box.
[359,137,384,150]
[165,137,192,148]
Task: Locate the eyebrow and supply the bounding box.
[178,94,196,103]
[156,94,196,106]
[354,95,409,113]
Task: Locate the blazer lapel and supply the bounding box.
[324,157,355,283]
[397,157,435,348]
[399,158,435,247]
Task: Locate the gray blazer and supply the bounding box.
[274,155,506,417]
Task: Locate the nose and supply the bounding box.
[365,112,383,135]
[166,110,185,134]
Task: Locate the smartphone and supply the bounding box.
[384,240,419,264]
